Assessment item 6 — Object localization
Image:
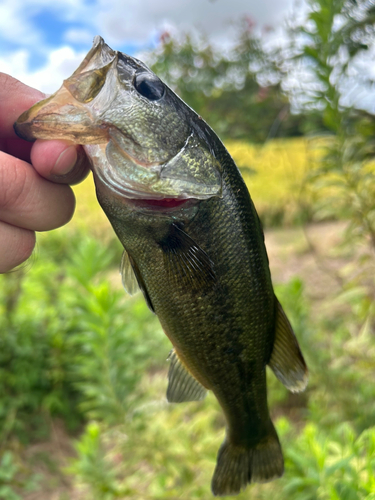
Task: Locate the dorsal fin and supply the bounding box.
[160,224,216,291]
[120,250,140,295]
[167,349,207,403]
[268,298,308,393]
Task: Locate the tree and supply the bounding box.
[147,19,307,143]
[289,0,375,327]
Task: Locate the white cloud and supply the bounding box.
[0,3,42,46]
[64,28,94,45]
[2,0,298,55]
[0,46,86,94]
[93,0,297,45]
[0,0,300,94]
[0,50,30,78]
[1,0,373,115]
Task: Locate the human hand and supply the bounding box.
[0,73,91,272]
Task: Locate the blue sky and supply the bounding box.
[1,0,374,113]
[0,0,296,93]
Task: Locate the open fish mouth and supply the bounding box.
[14,35,222,203]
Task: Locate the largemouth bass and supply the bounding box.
[15,36,308,496]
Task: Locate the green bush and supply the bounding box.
[284,423,375,500]
[0,229,164,441]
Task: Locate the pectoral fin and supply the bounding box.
[120,251,154,313]
[160,224,216,291]
[268,299,308,393]
[167,349,207,403]
[120,250,140,295]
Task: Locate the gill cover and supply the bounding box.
[14,36,222,201]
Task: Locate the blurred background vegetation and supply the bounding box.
[1,0,375,498]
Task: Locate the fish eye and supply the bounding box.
[134,72,165,101]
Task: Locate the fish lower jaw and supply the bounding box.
[92,170,200,216]
[94,168,195,203]
[86,144,195,204]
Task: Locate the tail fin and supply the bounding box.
[211,420,284,496]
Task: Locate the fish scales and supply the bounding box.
[14,36,308,496]
[102,159,272,401]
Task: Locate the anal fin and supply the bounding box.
[167,349,207,403]
[268,298,308,393]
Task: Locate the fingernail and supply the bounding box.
[52,146,78,176]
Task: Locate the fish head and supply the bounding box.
[15,36,222,202]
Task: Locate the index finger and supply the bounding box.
[0,73,44,139]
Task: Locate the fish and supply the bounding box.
[14,36,308,496]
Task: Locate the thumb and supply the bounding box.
[31,140,91,185]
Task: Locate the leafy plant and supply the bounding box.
[0,228,164,440]
[65,265,166,424]
[284,423,375,500]
[286,0,375,333]
[67,422,129,500]
[0,451,40,500]
[0,452,21,500]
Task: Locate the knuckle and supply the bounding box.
[0,158,28,210]
[17,230,36,263]
[0,227,36,273]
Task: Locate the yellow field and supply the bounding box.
[72,137,321,231]
[226,138,322,224]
